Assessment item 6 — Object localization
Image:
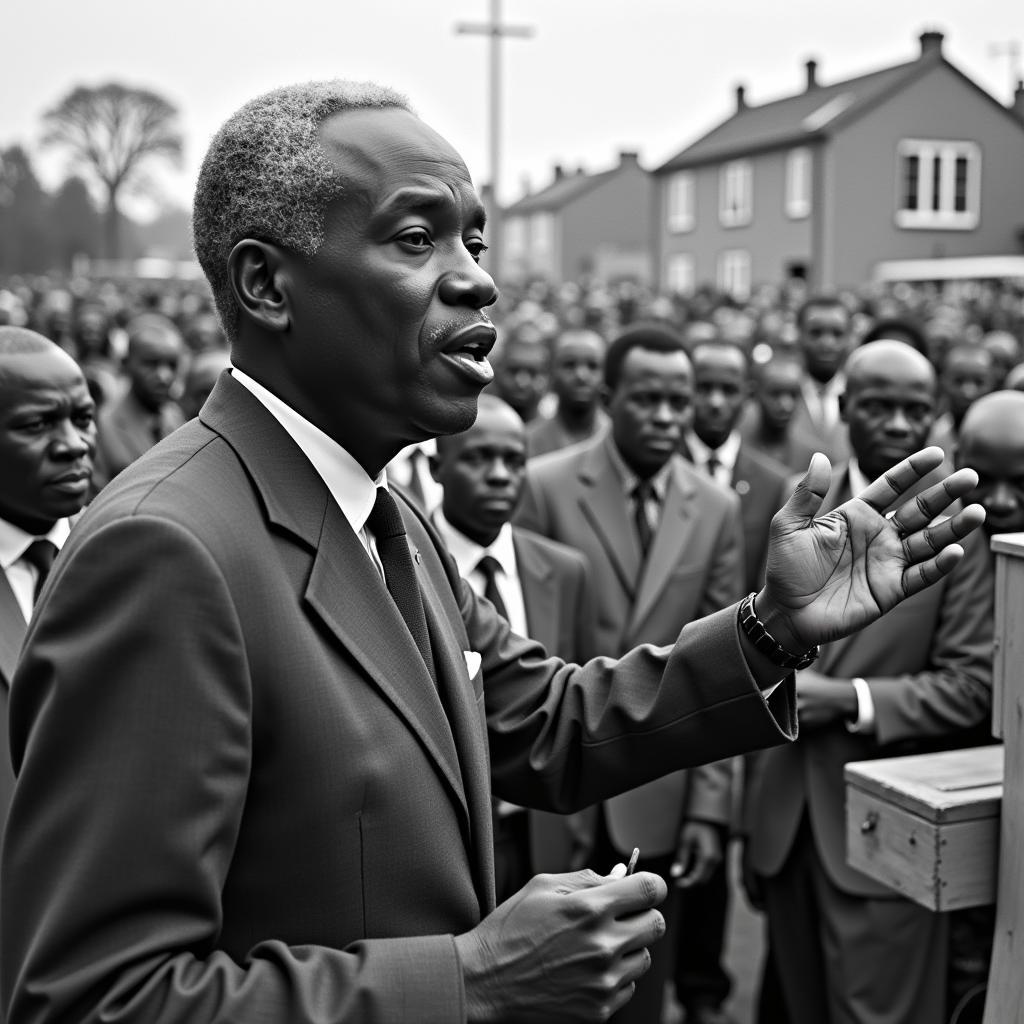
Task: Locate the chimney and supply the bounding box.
[735,83,747,112]
[805,59,819,90]
[618,149,639,167]
[553,163,565,182]
[1012,80,1024,124]
[919,29,944,58]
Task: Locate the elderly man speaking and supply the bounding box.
[2,81,983,1024]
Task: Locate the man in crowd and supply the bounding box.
[740,353,818,472]
[929,342,996,456]
[2,81,983,1024]
[676,339,792,1024]
[178,348,233,421]
[0,327,95,851]
[92,312,184,488]
[491,333,550,424]
[526,327,608,457]
[518,324,745,1024]
[430,393,596,897]
[742,340,993,1024]
[787,295,854,463]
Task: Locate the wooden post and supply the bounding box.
[984,533,1024,1024]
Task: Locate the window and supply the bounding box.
[896,140,980,229]
[530,212,554,254]
[667,172,695,232]
[717,249,750,300]
[665,253,695,295]
[785,148,812,219]
[719,160,752,227]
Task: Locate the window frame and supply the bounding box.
[895,139,980,230]
[719,159,753,227]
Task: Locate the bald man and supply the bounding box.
[0,328,95,838]
[743,341,994,1024]
[958,391,1024,536]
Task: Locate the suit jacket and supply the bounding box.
[509,528,600,873]
[680,440,791,594]
[92,389,184,490]
[518,434,745,856]
[0,573,25,834]
[786,376,850,465]
[744,464,993,897]
[3,372,795,1024]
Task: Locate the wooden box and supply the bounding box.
[844,745,1003,911]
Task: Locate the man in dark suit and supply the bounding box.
[92,313,184,489]
[0,327,95,887]
[2,83,984,1024]
[676,339,792,1024]
[742,341,994,1024]
[518,324,745,1024]
[740,353,819,473]
[430,393,597,897]
[526,328,609,458]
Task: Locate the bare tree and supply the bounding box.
[41,83,183,260]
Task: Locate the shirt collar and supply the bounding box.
[0,516,71,571]
[432,510,518,580]
[684,429,741,474]
[231,367,385,533]
[606,435,672,503]
[803,371,846,401]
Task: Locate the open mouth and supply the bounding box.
[441,322,497,385]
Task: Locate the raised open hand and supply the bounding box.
[758,447,985,653]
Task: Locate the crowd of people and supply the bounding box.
[0,80,1019,1024]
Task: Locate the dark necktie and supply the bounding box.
[367,488,436,683]
[23,539,58,603]
[706,453,722,482]
[631,479,655,556]
[476,554,509,620]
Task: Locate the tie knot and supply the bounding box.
[477,554,502,581]
[367,488,406,540]
[23,538,57,576]
[632,479,655,503]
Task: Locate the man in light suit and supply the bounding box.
[429,393,597,898]
[518,324,745,1024]
[0,328,95,842]
[2,83,985,1024]
[742,341,994,1024]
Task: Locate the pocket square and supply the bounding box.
[464,651,482,679]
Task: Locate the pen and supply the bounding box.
[626,847,640,875]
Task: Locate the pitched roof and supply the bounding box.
[504,166,618,215]
[657,56,930,172]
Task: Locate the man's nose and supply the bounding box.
[51,420,91,458]
[438,259,499,310]
[987,481,1018,515]
[885,408,912,434]
[487,457,513,483]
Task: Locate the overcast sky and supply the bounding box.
[2,0,1021,218]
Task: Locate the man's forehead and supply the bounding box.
[0,351,85,393]
[318,107,477,207]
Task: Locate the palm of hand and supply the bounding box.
[765,499,911,649]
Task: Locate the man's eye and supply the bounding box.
[465,240,489,263]
[396,229,432,251]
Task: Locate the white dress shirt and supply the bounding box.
[232,368,388,577]
[685,429,741,489]
[801,372,845,432]
[0,517,72,622]
[432,512,529,638]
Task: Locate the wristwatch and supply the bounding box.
[738,592,819,670]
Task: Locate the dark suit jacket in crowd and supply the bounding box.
[3,371,795,1024]
[518,434,745,859]
[92,389,184,489]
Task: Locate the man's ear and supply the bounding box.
[227,239,292,334]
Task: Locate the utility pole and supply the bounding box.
[456,0,533,284]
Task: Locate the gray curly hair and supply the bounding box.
[193,80,412,343]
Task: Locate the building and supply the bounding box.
[653,31,1024,298]
[502,151,654,285]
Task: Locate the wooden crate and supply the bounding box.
[844,745,1003,912]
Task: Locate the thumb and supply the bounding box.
[774,452,831,530]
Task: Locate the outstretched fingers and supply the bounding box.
[856,447,947,513]
[884,468,981,536]
[899,503,987,597]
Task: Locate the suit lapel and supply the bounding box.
[578,438,641,598]
[200,373,469,826]
[0,573,26,686]
[514,533,557,652]
[631,459,697,632]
